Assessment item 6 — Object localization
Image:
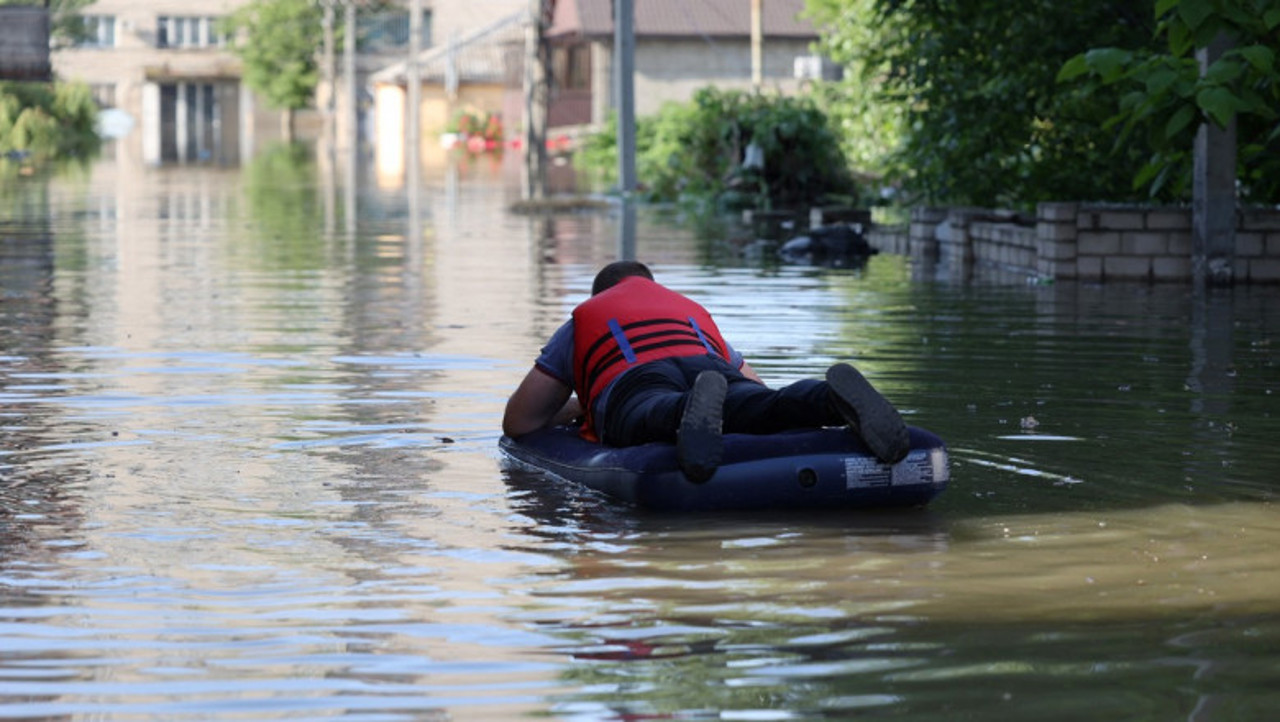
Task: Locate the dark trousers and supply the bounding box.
[600,355,844,447]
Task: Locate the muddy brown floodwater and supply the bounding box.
[1,151,1278,720]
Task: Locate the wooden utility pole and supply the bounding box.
[523,0,548,201]
[750,0,762,91]
[322,3,336,140]
[1193,33,1237,287]
[321,2,336,234]
[344,1,357,149]
[344,1,357,233]
[408,0,422,170]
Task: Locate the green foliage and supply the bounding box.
[810,0,1162,208]
[804,0,905,181]
[581,88,857,210]
[50,0,95,46]
[222,0,322,112]
[0,81,99,158]
[1059,0,1280,202]
[52,81,97,138]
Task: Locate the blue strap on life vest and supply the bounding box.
[607,319,638,364]
[687,316,718,356]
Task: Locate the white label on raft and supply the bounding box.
[843,457,893,488]
[843,453,935,489]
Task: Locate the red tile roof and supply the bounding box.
[548,0,817,40]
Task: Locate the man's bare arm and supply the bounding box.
[503,367,575,438]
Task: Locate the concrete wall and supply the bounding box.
[633,37,817,116]
[868,204,1280,284]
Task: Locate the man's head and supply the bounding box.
[591,260,653,295]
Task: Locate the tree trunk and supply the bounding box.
[522,0,548,201]
[1192,32,1237,287]
[281,108,295,143]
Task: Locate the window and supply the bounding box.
[565,45,590,90]
[78,15,116,47]
[358,9,431,54]
[157,16,224,48]
[553,45,590,91]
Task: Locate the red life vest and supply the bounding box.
[572,276,730,439]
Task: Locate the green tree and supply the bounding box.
[804,0,905,184]
[1058,0,1280,202]
[222,0,324,142]
[808,0,1161,209]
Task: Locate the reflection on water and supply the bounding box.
[1,150,1279,720]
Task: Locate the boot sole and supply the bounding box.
[677,371,727,483]
[826,363,909,464]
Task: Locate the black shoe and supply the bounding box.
[677,371,727,483]
[826,363,909,464]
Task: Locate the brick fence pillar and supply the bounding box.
[909,207,947,257]
[1036,202,1079,279]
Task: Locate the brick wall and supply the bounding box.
[868,203,1280,284]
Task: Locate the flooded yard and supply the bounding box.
[2,149,1279,720]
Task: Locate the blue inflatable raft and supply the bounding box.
[499,425,950,512]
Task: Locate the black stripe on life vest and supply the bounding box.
[583,337,710,398]
[586,329,703,383]
[578,317,698,392]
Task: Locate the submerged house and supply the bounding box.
[48,1,257,165]
[368,0,835,168]
[48,0,435,166]
[544,0,833,129]
[369,9,526,173]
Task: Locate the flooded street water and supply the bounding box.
[2,150,1279,720]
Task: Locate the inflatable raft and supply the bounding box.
[499,425,950,512]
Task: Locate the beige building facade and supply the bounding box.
[51,0,259,165]
[48,0,469,167]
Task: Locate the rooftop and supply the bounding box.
[547,0,817,40]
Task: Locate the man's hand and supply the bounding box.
[739,361,766,384]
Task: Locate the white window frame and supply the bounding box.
[79,15,116,48]
[157,16,224,49]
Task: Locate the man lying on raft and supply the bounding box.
[503,260,909,483]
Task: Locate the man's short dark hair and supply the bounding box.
[592,260,653,295]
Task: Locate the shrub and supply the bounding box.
[0,81,99,158]
[582,88,858,210]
